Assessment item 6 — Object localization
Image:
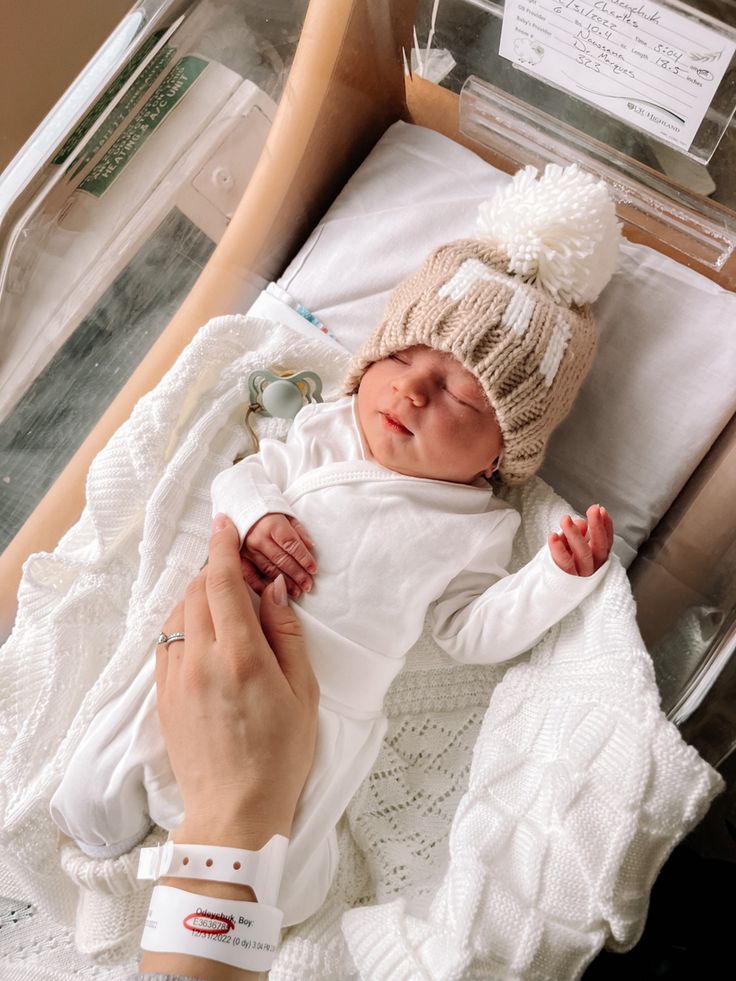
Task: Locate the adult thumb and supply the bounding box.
[259,576,314,696]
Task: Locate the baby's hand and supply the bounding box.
[242,513,317,598]
[547,504,613,577]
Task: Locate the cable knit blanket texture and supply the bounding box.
[0,314,722,981]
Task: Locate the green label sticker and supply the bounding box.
[68,45,177,179]
[53,30,167,166]
[78,56,209,198]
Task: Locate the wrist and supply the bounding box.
[172,809,292,852]
[140,885,277,980]
[159,830,259,902]
[140,834,287,978]
[158,875,256,904]
[160,826,290,905]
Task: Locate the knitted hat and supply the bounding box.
[345,164,621,484]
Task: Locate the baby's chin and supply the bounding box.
[370,445,423,479]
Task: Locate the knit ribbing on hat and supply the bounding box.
[344,240,597,484]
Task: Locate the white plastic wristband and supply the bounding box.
[141,885,282,971]
[137,835,289,907]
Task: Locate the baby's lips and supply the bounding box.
[383,411,412,435]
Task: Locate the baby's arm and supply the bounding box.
[211,410,317,597]
[431,512,611,665]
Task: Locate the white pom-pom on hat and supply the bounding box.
[477,163,621,306]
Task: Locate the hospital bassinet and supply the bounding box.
[0,0,734,976]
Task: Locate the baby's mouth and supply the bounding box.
[381,412,412,435]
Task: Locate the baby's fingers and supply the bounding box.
[560,515,594,577]
[288,517,315,550]
[548,532,576,575]
[273,523,317,579]
[249,548,307,598]
[240,555,267,595]
[587,505,613,570]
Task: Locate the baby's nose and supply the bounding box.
[395,373,429,405]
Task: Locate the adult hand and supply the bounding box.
[155,513,319,848]
[142,515,319,980]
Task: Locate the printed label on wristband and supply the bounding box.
[141,885,283,972]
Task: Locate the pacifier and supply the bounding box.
[239,368,324,455]
[248,368,323,419]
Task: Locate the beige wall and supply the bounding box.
[0,0,134,171]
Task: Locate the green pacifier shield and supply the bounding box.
[261,379,305,419]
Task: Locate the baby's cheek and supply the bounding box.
[448,417,479,449]
[441,413,466,437]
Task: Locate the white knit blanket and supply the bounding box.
[0,314,722,981]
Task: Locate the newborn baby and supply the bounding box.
[231,346,612,609]
[51,164,621,926]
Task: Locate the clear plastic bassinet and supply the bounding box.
[0,0,734,970]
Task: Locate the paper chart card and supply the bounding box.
[499,0,736,154]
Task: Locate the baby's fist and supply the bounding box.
[548,505,613,577]
[242,513,317,597]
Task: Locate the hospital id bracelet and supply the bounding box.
[137,835,289,908]
[141,885,283,972]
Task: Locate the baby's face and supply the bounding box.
[356,345,503,484]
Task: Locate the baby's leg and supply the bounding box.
[50,654,172,857]
[278,827,339,926]
[277,705,388,927]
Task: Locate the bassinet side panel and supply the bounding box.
[630,414,736,648]
[0,0,417,630]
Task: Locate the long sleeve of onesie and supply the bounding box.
[431,543,610,664]
[211,428,303,543]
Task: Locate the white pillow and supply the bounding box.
[277,121,736,563]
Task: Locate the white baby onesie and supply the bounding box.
[51,396,608,926]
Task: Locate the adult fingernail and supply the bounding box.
[273,574,288,606]
[212,513,227,532]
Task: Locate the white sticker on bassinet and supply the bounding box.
[499,0,736,153]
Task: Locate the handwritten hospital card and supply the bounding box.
[500,0,735,153]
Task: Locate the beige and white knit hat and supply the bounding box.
[345,164,621,484]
